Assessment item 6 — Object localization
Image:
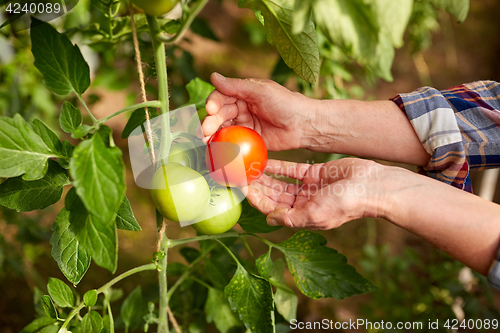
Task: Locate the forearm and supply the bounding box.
[380,166,500,275]
[303,99,430,166]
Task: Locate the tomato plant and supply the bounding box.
[131,0,179,17]
[150,163,210,222]
[192,187,244,235]
[206,125,268,187]
[0,0,478,333]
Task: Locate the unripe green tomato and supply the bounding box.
[131,0,179,17]
[150,163,210,222]
[168,142,196,168]
[191,187,244,235]
[187,108,208,136]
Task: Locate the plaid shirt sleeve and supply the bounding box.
[390,80,500,290]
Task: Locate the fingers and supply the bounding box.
[266,205,317,229]
[209,72,264,102]
[203,92,239,137]
[265,159,312,181]
[245,175,297,215]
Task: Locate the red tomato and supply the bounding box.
[205,126,268,187]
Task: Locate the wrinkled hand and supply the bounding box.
[245,158,386,230]
[202,73,316,151]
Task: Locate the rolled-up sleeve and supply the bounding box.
[391,80,500,192]
[391,80,500,290]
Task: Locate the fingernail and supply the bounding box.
[213,72,225,81]
[267,218,278,226]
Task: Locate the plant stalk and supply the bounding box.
[146,15,171,164]
[158,242,169,333]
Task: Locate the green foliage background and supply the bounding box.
[0,0,499,332]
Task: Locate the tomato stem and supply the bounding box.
[97,100,161,125]
[77,93,97,124]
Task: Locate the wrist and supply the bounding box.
[300,99,348,151]
[370,165,419,224]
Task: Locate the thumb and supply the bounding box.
[266,207,312,228]
[210,72,264,102]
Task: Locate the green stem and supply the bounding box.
[105,291,115,333]
[147,15,171,165]
[166,231,242,248]
[156,0,210,44]
[191,277,211,289]
[241,236,255,260]
[215,239,241,266]
[97,100,162,125]
[77,94,97,123]
[157,242,169,333]
[166,242,214,301]
[60,263,156,331]
[147,14,172,333]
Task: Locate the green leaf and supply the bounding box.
[238,200,281,233]
[31,119,63,155]
[371,0,413,48]
[313,0,378,57]
[39,325,59,333]
[40,295,58,319]
[0,114,56,180]
[430,0,469,22]
[82,311,103,333]
[67,189,118,273]
[59,140,75,169]
[121,108,159,139]
[181,78,215,109]
[50,205,91,285]
[70,131,126,226]
[291,0,312,35]
[224,265,275,333]
[31,18,90,95]
[275,230,376,299]
[311,0,395,80]
[20,316,57,333]
[205,258,231,289]
[0,160,69,212]
[47,277,74,308]
[116,196,141,231]
[84,289,98,307]
[166,262,187,277]
[120,286,145,329]
[72,124,93,139]
[60,102,83,134]
[256,252,298,322]
[180,247,201,263]
[239,0,320,84]
[205,287,243,333]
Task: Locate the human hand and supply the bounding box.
[245,158,387,230]
[202,73,317,151]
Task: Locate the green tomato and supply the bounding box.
[168,142,196,168]
[191,187,244,235]
[187,108,208,136]
[131,0,179,17]
[150,163,210,222]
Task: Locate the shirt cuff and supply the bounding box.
[391,87,471,192]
